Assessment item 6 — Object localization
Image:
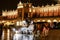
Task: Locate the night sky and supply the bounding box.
[0,0,58,11]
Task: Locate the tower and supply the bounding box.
[23,2,32,18]
[17,1,24,20]
[17,1,32,20]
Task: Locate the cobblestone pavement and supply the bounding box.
[34,29,60,40]
[1,29,60,40]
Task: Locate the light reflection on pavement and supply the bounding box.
[2,29,60,40]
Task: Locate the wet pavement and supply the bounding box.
[40,29,60,40]
[1,29,60,40]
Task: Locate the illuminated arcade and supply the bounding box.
[0,1,60,40]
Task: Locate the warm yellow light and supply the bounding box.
[17,1,23,8]
[53,19,57,22]
[37,20,40,22]
[19,1,22,5]
[29,8,31,12]
[20,21,22,25]
[59,20,60,22]
[47,20,51,22]
[16,21,20,26]
[4,22,11,26]
[44,8,48,12]
[17,6,23,8]
[2,21,6,23]
[0,21,2,23]
[2,13,7,16]
[7,29,10,40]
[2,30,5,40]
[2,10,18,17]
[42,20,45,22]
[33,9,35,12]
[32,6,34,8]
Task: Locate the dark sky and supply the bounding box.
[0,0,57,11]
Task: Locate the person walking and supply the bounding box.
[42,23,49,37]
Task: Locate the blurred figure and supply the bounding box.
[50,22,55,29]
[42,23,49,37]
[37,24,41,35]
[35,24,41,37]
[0,23,3,39]
[25,17,31,24]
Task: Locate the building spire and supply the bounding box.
[17,0,23,8]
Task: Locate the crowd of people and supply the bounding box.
[11,18,34,40]
[10,18,50,40]
[0,18,54,40]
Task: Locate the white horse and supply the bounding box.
[12,28,22,40]
[27,21,34,40]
